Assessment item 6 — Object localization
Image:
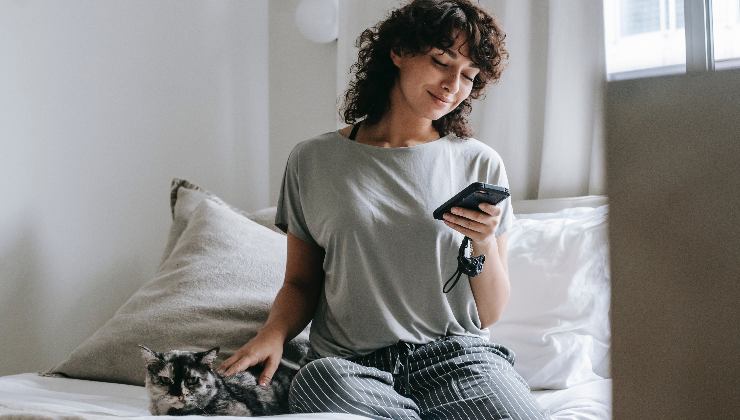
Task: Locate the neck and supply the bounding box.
[360,86,441,148]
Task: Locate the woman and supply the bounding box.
[218,0,549,418]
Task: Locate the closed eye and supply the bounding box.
[432,57,447,67]
[432,57,476,82]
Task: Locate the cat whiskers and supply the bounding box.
[191,399,207,414]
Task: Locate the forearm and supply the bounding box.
[469,239,510,328]
[259,281,320,343]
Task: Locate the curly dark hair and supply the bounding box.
[339,0,508,139]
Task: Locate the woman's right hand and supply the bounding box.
[216,329,285,386]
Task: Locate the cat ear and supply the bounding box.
[199,347,219,367]
[138,345,161,366]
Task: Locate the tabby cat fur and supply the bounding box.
[139,345,296,416]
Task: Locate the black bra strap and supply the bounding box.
[349,121,362,141]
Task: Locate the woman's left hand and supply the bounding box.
[442,203,501,247]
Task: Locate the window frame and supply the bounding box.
[607,0,726,81]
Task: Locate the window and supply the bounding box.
[712,0,740,69]
[604,0,740,80]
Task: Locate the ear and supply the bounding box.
[199,347,219,367]
[138,345,161,366]
[390,48,403,67]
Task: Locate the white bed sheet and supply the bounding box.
[0,373,611,419]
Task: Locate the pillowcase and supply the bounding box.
[41,179,309,386]
[489,205,611,390]
[247,206,283,235]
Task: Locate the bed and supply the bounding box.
[0,373,611,419]
[0,179,611,419]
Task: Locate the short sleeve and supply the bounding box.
[274,147,319,247]
[490,157,516,237]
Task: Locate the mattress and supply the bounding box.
[0,373,611,419]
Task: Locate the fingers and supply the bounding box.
[443,211,488,234]
[454,205,499,223]
[217,353,257,377]
[477,202,502,217]
[443,207,502,243]
[443,218,481,239]
[216,353,238,373]
[445,206,500,229]
[258,356,280,386]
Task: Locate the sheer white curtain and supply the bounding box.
[337,0,607,200]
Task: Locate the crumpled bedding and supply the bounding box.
[0,373,611,419]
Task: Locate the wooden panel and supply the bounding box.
[606,69,740,419]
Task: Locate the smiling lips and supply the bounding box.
[428,91,452,106]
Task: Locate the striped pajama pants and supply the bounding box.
[288,335,552,419]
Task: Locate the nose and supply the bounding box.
[441,72,461,95]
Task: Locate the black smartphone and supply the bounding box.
[433,182,510,220]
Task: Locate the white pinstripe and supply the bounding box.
[394,348,462,420]
[296,360,358,414]
[407,336,547,420]
[324,358,400,419]
[458,347,499,420]
[420,342,471,420]
[461,338,537,420]
[470,338,541,420]
[294,366,341,412]
[288,378,315,413]
[460,349,500,420]
[409,341,453,417]
[345,350,421,419]
[303,358,383,418]
[477,344,542,419]
[486,354,536,419]
[457,344,514,419]
[460,347,511,419]
[293,356,420,419]
[405,363,461,420]
[288,337,549,419]
[359,360,420,417]
[337,363,392,410]
[484,351,544,419]
[398,352,450,417]
[345,358,405,411]
[290,370,327,411]
[439,340,487,420]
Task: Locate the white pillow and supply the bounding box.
[489,205,611,390]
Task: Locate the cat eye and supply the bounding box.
[186,377,200,386]
[157,376,173,385]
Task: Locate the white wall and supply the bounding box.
[0,0,271,375]
[268,0,338,205]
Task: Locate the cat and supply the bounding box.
[138,345,297,416]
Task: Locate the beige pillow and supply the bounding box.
[41,179,308,386]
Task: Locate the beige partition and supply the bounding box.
[605,69,740,418]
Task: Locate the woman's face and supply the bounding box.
[390,33,480,122]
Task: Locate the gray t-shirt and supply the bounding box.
[275,130,515,360]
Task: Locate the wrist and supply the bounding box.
[256,325,288,343]
[471,237,497,256]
